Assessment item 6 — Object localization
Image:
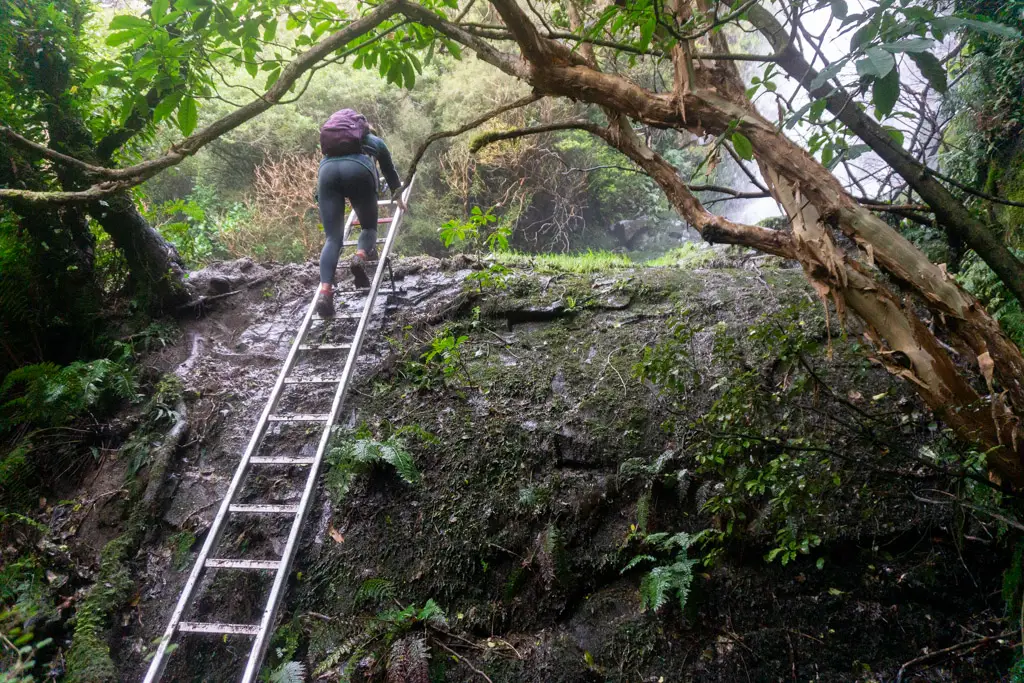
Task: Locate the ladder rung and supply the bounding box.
[249,455,316,465]
[298,343,351,351]
[267,414,330,422]
[178,622,260,636]
[284,377,341,385]
[206,558,282,570]
[229,503,300,514]
[352,217,394,226]
[342,238,387,246]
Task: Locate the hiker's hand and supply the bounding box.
[395,196,407,212]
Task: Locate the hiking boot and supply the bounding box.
[350,249,377,288]
[314,289,335,318]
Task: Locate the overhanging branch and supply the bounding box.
[402,92,543,189]
[0,0,404,206]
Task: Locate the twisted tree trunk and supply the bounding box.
[400,0,1024,485]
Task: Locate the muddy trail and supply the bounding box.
[21,254,1016,682]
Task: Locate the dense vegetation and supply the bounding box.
[5,0,1024,679]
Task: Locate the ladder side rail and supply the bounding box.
[142,293,322,683]
[240,175,414,682]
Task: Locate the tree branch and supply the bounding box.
[0,0,404,205]
[403,92,543,189]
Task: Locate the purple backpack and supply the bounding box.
[320,109,369,156]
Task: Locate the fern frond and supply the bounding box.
[268,661,307,683]
[379,440,420,485]
[356,578,395,607]
[636,490,651,533]
[405,637,430,683]
[621,554,656,574]
[386,638,410,683]
[640,566,673,612]
[416,599,447,628]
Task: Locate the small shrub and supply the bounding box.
[622,531,704,613]
[326,435,420,503]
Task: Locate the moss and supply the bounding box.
[65,516,142,682]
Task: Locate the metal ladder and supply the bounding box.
[143,178,415,683]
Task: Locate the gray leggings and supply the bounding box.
[317,159,378,284]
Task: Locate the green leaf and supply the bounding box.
[177,95,198,136]
[849,17,879,51]
[879,37,934,53]
[884,126,905,146]
[638,15,656,50]
[109,14,151,30]
[264,20,278,43]
[857,46,895,78]
[809,61,843,90]
[872,69,900,117]
[153,91,182,123]
[933,16,1021,39]
[908,51,947,93]
[82,71,111,88]
[829,0,848,20]
[809,98,828,121]
[265,67,281,89]
[150,0,169,22]
[105,30,138,47]
[731,132,754,160]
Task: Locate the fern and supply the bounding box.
[620,554,656,573]
[415,599,447,628]
[268,661,306,683]
[326,435,421,503]
[0,357,137,432]
[356,578,395,607]
[386,636,429,683]
[536,523,566,589]
[630,530,705,613]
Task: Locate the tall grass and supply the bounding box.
[488,250,634,273]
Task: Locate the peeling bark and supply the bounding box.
[415,0,1024,485]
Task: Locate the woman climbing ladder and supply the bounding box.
[315,108,406,318]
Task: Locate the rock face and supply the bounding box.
[118,256,1007,682]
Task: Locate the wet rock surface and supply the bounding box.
[89,256,1012,682]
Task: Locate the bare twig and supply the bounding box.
[434,639,495,683]
[895,631,1016,683]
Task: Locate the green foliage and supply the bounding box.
[636,302,845,565]
[403,328,470,390]
[266,661,307,683]
[356,578,396,607]
[622,531,703,614]
[489,250,633,274]
[168,530,196,571]
[958,251,1024,348]
[143,195,226,267]
[1,604,54,683]
[313,599,445,682]
[0,355,137,432]
[645,244,714,269]
[439,206,503,250]
[326,434,420,504]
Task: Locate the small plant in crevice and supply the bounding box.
[259,619,305,683]
[326,434,420,504]
[534,523,568,590]
[402,328,471,391]
[314,583,447,683]
[621,531,705,614]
